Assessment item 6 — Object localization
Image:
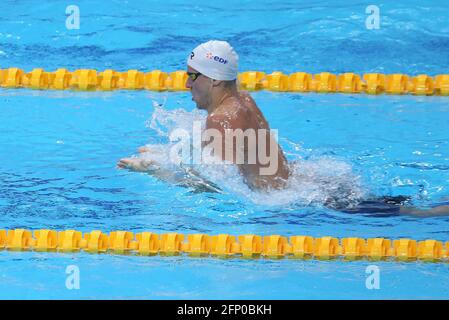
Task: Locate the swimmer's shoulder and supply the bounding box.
[238,90,257,105]
[238,90,268,125]
[214,95,249,116]
[207,105,248,131]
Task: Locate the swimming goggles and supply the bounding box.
[187,71,202,82]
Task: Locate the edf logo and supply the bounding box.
[206,52,228,64]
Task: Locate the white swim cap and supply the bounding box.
[187,40,239,81]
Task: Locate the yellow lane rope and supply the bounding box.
[1,229,448,261]
[0,68,448,95]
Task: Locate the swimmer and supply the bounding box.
[118,40,290,191]
[117,40,449,216]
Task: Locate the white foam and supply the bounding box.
[138,103,366,208]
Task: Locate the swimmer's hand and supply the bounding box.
[117,152,221,193]
[117,158,158,172]
[138,146,151,153]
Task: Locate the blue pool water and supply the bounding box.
[1,0,449,299]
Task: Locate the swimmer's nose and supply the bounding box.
[186,77,192,89]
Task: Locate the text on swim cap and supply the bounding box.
[205,52,228,64]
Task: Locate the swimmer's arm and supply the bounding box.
[238,91,270,125]
[123,146,180,180]
[132,146,207,181]
[205,113,246,166]
[117,158,179,181]
[117,156,220,192]
[238,90,255,104]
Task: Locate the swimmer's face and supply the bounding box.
[186,66,212,110]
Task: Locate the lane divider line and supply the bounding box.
[1,68,448,95]
[1,229,448,262]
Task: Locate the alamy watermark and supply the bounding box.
[365,265,380,289]
[66,5,80,30]
[168,121,280,175]
[65,265,80,290]
[365,5,380,30]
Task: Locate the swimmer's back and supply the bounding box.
[206,91,290,190]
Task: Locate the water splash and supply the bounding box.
[138,104,366,208]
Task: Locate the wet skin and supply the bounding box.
[117,68,449,215]
[118,67,290,191]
